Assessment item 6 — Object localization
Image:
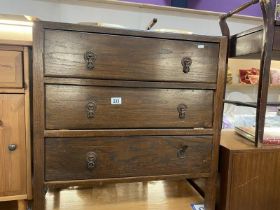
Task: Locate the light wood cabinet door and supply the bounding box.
[0,50,23,88]
[0,94,26,197]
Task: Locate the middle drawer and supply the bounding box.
[45,85,213,129]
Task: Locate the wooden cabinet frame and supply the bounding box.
[0,45,31,210]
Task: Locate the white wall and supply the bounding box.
[0,0,262,36]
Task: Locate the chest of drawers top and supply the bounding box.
[39,21,223,84]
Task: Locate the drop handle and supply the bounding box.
[8,144,17,152]
[84,50,97,70]
[86,99,97,119]
[87,152,97,170]
[181,57,192,73]
[177,145,188,159]
[177,104,187,120]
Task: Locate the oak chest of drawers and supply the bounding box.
[32,21,227,210]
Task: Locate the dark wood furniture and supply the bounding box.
[189,130,280,210]
[32,21,227,210]
[0,201,17,210]
[219,130,280,210]
[230,21,280,59]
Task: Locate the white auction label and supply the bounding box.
[198,45,205,49]
[191,204,205,210]
[111,97,122,105]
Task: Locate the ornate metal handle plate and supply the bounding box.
[177,104,187,119]
[87,99,97,119]
[8,144,17,151]
[87,152,97,170]
[181,57,192,73]
[84,50,96,70]
[177,145,188,159]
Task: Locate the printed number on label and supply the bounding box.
[111,97,122,105]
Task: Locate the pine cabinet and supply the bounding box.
[0,50,23,88]
[0,94,26,197]
[0,45,31,210]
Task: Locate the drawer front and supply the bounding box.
[0,50,23,88]
[45,136,212,181]
[46,85,213,129]
[44,30,219,83]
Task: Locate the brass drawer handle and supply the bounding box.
[177,145,188,159]
[8,144,17,152]
[84,50,97,70]
[86,99,97,119]
[177,104,187,119]
[181,57,192,73]
[87,152,97,170]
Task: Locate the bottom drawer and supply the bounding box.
[45,136,212,181]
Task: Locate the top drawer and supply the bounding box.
[0,50,23,88]
[44,30,219,83]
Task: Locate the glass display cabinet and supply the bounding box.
[220,0,280,147]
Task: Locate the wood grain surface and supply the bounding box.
[45,85,214,129]
[45,136,212,181]
[32,21,46,210]
[0,44,31,206]
[219,130,280,210]
[45,180,203,210]
[204,36,227,210]
[0,201,17,210]
[44,128,214,138]
[0,94,26,197]
[44,29,219,83]
[1,181,203,210]
[23,47,32,199]
[0,50,23,88]
[32,20,227,210]
[229,24,280,59]
[17,200,27,210]
[44,77,217,90]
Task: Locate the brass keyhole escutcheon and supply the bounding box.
[181,57,192,74]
